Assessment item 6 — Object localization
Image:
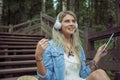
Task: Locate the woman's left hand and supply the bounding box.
[94,44,108,63]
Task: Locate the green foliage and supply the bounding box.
[2,0,116,29]
[94,37,114,51]
[10,3,19,13]
[106,70,115,80]
[92,24,107,31]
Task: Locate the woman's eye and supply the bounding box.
[64,20,76,23]
[72,20,75,23]
[64,20,70,22]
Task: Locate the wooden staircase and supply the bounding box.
[0,12,55,80]
[0,32,45,80]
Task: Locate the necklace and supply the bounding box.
[66,46,74,57]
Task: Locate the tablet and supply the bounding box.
[104,33,114,50]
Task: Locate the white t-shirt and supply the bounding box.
[64,53,86,80]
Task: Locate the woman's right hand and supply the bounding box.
[35,38,49,59]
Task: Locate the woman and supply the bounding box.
[35,11,110,80]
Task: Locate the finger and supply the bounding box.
[35,41,49,54]
[103,51,108,57]
[38,38,48,43]
[43,43,49,49]
[38,39,49,46]
[40,39,49,44]
[101,43,107,51]
[42,41,49,48]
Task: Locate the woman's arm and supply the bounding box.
[35,53,46,76]
[35,39,50,79]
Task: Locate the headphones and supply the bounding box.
[54,12,78,30]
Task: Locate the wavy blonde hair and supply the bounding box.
[52,11,81,62]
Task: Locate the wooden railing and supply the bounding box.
[0,12,55,38]
[83,27,120,80]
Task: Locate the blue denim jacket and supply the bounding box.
[37,40,91,80]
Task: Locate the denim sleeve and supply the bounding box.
[79,46,91,78]
[37,69,53,80]
[36,42,54,80]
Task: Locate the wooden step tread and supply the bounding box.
[0,67,37,74]
[0,38,39,42]
[0,55,34,59]
[0,45,36,49]
[1,77,18,80]
[0,75,38,80]
[0,41,37,45]
[0,36,43,40]
[0,49,35,53]
[0,60,35,66]
[0,32,44,37]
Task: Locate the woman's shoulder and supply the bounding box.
[48,39,56,48]
[44,39,64,56]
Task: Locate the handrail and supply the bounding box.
[0,12,54,38]
[0,12,84,39]
[13,19,40,29]
[88,27,120,40]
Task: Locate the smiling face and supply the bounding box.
[61,14,76,37]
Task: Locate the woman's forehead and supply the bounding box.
[62,14,75,20]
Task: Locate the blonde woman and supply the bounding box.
[35,11,110,80]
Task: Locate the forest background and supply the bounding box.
[1,0,120,79]
[1,0,119,31]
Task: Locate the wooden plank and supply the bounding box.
[0,60,35,66]
[1,77,18,80]
[0,67,37,74]
[0,45,36,49]
[0,32,45,37]
[0,55,34,59]
[0,75,38,80]
[0,41,37,45]
[0,35,43,40]
[0,38,39,42]
[0,49,35,53]
[88,27,120,41]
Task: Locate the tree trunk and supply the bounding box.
[62,0,67,11]
[42,0,46,13]
[116,0,120,26]
[69,0,75,11]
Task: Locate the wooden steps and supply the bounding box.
[0,60,35,66]
[0,67,37,75]
[0,32,44,79]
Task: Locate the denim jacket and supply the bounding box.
[37,40,91,80]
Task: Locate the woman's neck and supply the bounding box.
[64,36,72,48]
[64,34,71,43]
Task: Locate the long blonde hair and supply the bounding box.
[52,11,81,62]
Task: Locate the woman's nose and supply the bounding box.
[69,21,74,25]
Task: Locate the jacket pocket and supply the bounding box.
[51,51,64,68]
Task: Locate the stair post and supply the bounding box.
[8,24,13,33]
[0,0,3,25]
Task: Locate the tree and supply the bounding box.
[115,0,120,26]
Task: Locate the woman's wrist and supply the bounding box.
[92,59,98,69]
[35,54,43,61]
[36,58,43,62]
[87,59,98,71]
[93,57,99,64]
[35,56,43,62]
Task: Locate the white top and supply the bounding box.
[64,53,86,80]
